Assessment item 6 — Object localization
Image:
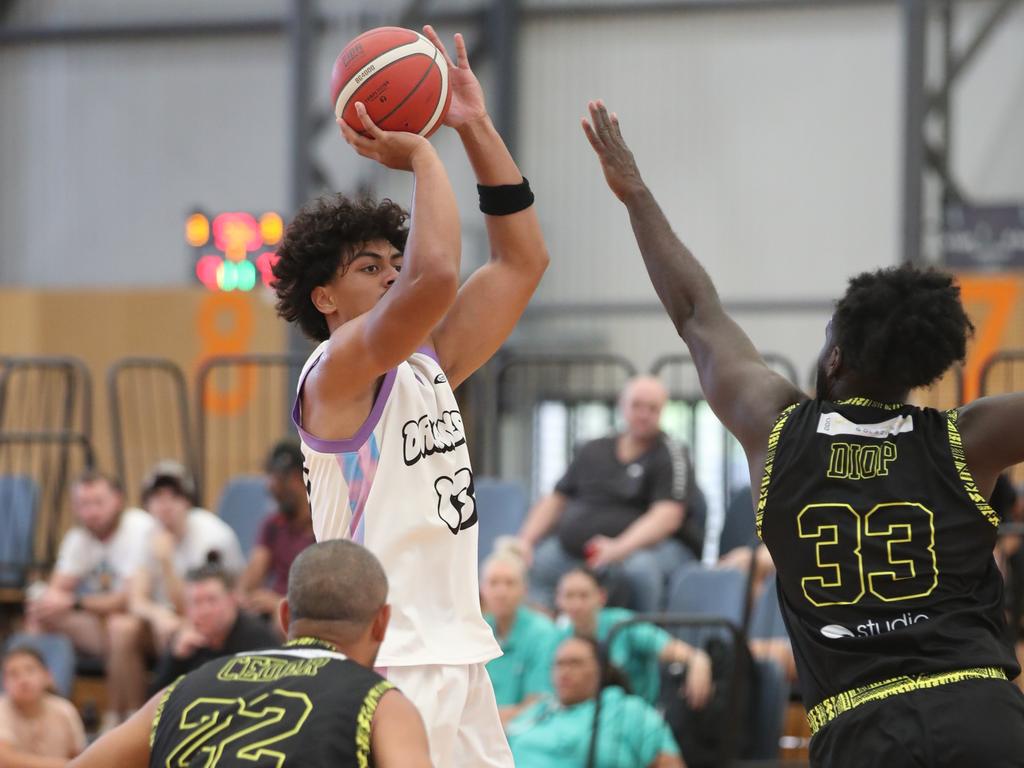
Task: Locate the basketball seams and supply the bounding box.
[374,49,440,129]
[334,36,437,119]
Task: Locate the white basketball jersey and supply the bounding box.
[293,342,500,667]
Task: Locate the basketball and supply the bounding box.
[331,26,451,138]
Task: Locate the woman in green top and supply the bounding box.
[482,538,559,725]
[553,567,712,707]
[507,635,684,768]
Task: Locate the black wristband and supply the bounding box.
[477,177,534,216]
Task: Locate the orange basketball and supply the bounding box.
[331,26,451,138]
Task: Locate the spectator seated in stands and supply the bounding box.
[130,461,245,651]
[236,442,315,626]
[149,565,279,694]
[507,635,685,768]
[518,376,699,613]
[25,470,156,732]
[481,537,559,727]
[551,568,711,707]
[0,645,85,767]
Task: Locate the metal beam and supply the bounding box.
[524,0,893,20]
[925,0,1019,114]
[901,0,927,265]
[287,0,317,364]
[0,17,291,45]
[487,0,521,155]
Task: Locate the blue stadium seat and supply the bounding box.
[0,475,38,587]
[217,476,274,558]
[473,477,528,566]
[665,563,747,645]
[2,633,75,698]
[749,574,788,640]
[717,486,758,557]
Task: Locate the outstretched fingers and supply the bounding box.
[453,32,471,69]
[423,25,457,69]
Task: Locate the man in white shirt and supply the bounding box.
[26,470,156,731]
[129,462,245,653]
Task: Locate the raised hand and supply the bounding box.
[423,25,488,129]
[581,100,646,202]
[339,102,434,171]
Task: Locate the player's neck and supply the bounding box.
[12,696,45,718]
[828,377,908,405]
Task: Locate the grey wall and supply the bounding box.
[1,0,1022,379]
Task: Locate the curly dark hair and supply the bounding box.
[832,265,974,391]
[272,195,409,341]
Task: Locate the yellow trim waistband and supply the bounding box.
[807,666,1007,735]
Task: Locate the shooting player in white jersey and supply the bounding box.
[270,27,548,768]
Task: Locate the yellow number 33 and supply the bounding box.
[797,502,938,607]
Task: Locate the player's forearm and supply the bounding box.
[459,116,549,275]
[621,185,724,341]
[404,146,462,284]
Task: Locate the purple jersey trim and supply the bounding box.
[415,345,440,363]
[291,353,397,454]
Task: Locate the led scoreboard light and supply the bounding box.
[186,210,283,291]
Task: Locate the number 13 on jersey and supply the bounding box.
[797,502,938,607]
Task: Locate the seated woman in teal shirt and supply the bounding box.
[507,635,685,768]
[552,567,712,707]
[482,538,559,725]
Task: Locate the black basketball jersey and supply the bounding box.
[149,637,394,768]
[758,398,1019,719]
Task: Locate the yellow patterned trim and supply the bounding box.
[355,680,395,768]
[756,403,799,540]
[807,666,1006,735]
[149,675,183,747]
[945,410,1000,528]
[835,397,906,411]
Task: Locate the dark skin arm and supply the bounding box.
[582,101,804,481]
[956,392,1024,498]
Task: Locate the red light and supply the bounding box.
[195,255,222,290]
[213,213,262,254]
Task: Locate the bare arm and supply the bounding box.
[0,742,69,768]
[370,690,433,768]
[613,501,684,557]
[80,590,129,617]
[237,546,271,595]
[582,101,803,463]
[519,492,569,548]
[310,109,461,404]
[423,28,548,389]
[957,392,1024,498]
[650,753,686,768]
[68,691,159,768]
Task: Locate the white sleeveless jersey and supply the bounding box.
[293,341,500,667]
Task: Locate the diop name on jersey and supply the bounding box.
[403,410,466,466]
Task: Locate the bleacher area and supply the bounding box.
[2,349,1023,765]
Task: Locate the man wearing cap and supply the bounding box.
[237,441,316,622]
[129,461,245,654]
[25,470,157,732]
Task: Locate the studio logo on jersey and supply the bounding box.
[435,467,478,534]
[820,612,930,640]
[403,410,466,466]
[434,373,447,384]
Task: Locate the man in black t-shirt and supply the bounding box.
[69,539,432,768]
[148,565,280,694]
[518,376,698,612]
